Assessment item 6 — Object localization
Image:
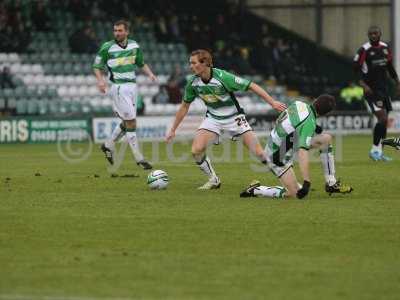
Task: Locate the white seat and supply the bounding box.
[10,64,22,74]
[136,75,146,84]
[77,86,87,97]
[7,53,19,63]
[31,64,43,75]
[44,76,55,86]
[104,97,113,106]
[75,75,85,85]
[64,75,75,86]
[35,74,45,85]
[0,53,7,63]
[86,75,97,85]
[58,86,68,96]
[22,74,34,85]
[54,75,64,86]
[88,86,98,96]
[20,64,32,74]
[148,85,159,96]
[68,86,79,97]
[149,104,163,115]
[158,75,168,83]
[138,85,149,95]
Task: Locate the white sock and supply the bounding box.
[254,186,286,198]
[196,156,217,179]
[125,130,145,162]
[371,143,382,153]
[320,145,337,186]
[105,123,125,149]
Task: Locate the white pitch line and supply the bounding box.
[0,295,134,300]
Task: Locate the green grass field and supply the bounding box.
[1,135,400,300]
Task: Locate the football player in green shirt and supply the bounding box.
[166,49,287,190]
[93,20,156,170]
[240,95,353,199]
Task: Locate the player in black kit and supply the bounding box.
[353,26,400,161]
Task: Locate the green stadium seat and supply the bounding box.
[0,98,5,110]
[16,99,28,115]
[7,98,17,111]
[69,101,81,114]
[48,100,59,114]
[38,98,49,115]
[62,63,73,75]
[13,87,26,99]
[3,89,15,98]
[59,52,70,63]
[27,99,39,115]
[72,63,82,75]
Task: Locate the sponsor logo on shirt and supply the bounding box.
[94,56,102,65]
[234,76,245,85]
[115,56,136,66]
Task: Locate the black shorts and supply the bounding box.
[365,90,392,113]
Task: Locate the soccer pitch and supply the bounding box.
[1,135,399,300]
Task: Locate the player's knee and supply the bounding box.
[191,146,205,157]
[124,119,136,129]
[320,133,332,146]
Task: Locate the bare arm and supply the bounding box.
[298,148,310,182]
[94,68,107,93]
[248,82,286,112]
[166,102,191,142]
[141,64,157,82]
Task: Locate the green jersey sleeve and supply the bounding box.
[135,48,145,68]
[183,77,197,103]
[93,43,109,70]
[219,69,251,92]
[297,117,316,150]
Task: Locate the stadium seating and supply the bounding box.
[0,4,292,116]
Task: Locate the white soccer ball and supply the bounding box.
[147,170,169,190]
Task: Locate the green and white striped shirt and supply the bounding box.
[92,39,144,84]
[268,101,317,153]
[183,68,251,119]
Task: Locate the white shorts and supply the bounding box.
[109,82,138,120]
[198,114,252,140]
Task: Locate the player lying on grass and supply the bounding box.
[382,137,400,150]
[240,94,353,199]
[165,49,287,190]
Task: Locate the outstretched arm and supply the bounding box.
[166,102,191,142]
[248,82,287,112]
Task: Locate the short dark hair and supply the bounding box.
[114,20,129,31]
[313,94,336,116]
[190,49,213,67]
[368,25,381,34]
